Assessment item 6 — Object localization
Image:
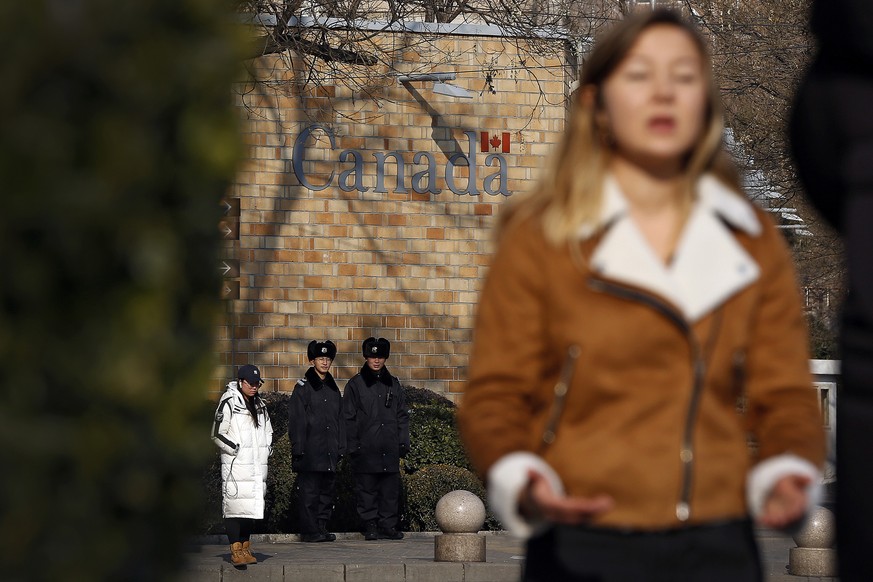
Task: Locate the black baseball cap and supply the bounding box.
[237,364,263,386]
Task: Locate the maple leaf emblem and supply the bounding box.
[480,131,511,153]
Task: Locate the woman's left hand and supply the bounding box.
[758,474,811,529]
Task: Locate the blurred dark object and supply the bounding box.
[790,2,873,580]
[0,0,243,579]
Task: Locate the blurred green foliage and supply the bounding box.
[0,0,244,579]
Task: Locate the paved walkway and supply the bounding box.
[180,528,837,582]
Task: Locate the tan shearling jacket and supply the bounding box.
[458,175,826,534]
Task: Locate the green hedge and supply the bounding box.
[202,385,502,533]
[403,385,456,408]
[404,404,472,474]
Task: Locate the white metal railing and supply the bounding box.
[811,359,839,478]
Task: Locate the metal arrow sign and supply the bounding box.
[220,198,240,217]
[218,219,239,240]
[221,280,240,300]
[219,260,239,278]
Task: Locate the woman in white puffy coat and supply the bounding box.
[211,364,273,567]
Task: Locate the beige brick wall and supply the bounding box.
[215,30,574,400]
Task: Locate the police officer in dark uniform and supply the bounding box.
[288,340,345,543]
[343,337,410,540]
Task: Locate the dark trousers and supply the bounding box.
[792,60,873,582]
[523,520,762,582]
[354,472,400,529]
[296,471,337,535]
[225,517,254,544]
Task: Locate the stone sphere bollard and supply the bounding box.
[436,490,487,533]
[788,505,837,576]
[433,490,487,562]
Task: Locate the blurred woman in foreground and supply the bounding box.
[458,9,825,582]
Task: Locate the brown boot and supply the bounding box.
[230,542,247,567]
[241,540,258,565]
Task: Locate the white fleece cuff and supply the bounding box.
[747,454,822,519]
[487,451,564,539]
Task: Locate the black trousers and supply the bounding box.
[792,59,873,582]
[225,517,254,544]
[523,520,762,582]
[354,472,400,529]
[296,471,337,535]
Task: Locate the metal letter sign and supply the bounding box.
[292,124,511,196]
[292,125,335,191]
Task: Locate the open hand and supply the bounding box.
[519,469,614,525]
[759,474,811,529]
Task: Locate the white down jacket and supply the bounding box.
[211,382,273,519]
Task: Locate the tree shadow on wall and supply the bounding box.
[227,51,494,391]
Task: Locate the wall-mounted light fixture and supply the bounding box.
[397,73,474,99]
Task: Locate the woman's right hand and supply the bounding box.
[519,469,614,525]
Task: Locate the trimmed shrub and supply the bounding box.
[404,404,471,474]
[403,385,456,408]
[261,392,296,532]
[402,464,500,532]
[264,434,298,533]
[199,455,225,535]
[262,391,291,439]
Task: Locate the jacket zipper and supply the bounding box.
[540,344,582,449]
[587,277,705,523]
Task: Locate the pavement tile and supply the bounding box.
[175,563,220,582]
[284,562,345,582]
[221,563,284,581]
[345,563,406,582]
[405,561,464,582]
[464,562,523,582]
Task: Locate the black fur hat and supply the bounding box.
[307,340,337,361]
[362,337,390,359]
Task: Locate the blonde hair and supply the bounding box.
[504,9,741,245]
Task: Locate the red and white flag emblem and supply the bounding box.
[480,132,511,153]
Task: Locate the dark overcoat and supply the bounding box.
[288,367,345,473]
[343,365,410,474]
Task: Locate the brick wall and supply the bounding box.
[215,27,574,399]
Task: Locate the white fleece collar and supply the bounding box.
[586,174,762,323]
